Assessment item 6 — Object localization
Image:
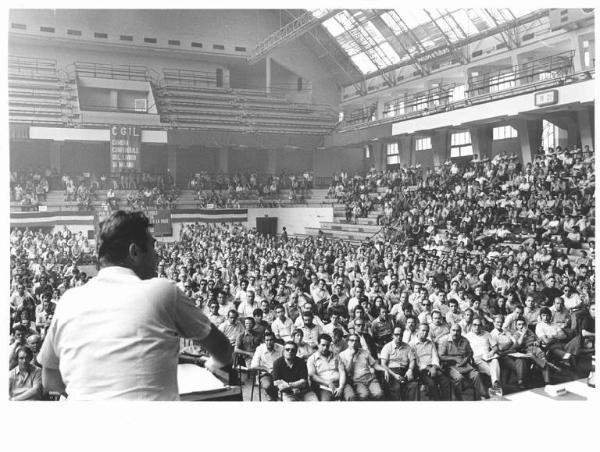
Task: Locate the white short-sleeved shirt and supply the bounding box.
[38,267,212,401]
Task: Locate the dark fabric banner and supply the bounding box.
[110,125,141,172]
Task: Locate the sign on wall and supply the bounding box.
[534,90,559,107]
[110,125,141,172]
[147,209,173,236]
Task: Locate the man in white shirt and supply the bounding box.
[38,211,232,400]
[466,319,502,395]
[250,331,283,401]
[270,305,294,343]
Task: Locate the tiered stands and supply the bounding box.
[341,51,588,131]
[8,56,78,125]
[9,188,335,212]
[305,204,382,243]
[156,69,339,134]
[304,187,384,242]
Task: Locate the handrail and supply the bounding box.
[74,61,150,81]
[337,68,594,132]
[467,50,575,92]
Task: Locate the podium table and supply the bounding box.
[177,364,243,401]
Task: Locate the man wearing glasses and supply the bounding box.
[307,333,353,401]
[339,334,386,400]
[272,342,318,401]
[466,318,502,396]
[380,327,418,400]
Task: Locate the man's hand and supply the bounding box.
[429,366,438,378]
[274,380,290,390]
[406,369,414,381]
[384,370,391,382]
[332,386,343,398]
[203,357,229,381]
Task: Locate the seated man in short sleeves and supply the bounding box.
[339,334,386,400]
[272,342,318,402]
[379,327,418,400]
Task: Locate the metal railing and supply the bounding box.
[72,61,150,81]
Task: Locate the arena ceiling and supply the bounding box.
[272,8,549,88]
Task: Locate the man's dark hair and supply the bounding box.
[264,331,275,340]
[284,340,297,351]
[16,345,33,361]
[318,333,332,344]
[97,211,151,266]
[12,324,26,335]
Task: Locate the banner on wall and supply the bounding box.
[110,125,141,172]
[94,208,172,236]
[147,209,173,236]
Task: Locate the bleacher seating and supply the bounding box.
[156,69,338,134]
[340,51,588,131]
[8,56,76,125]
[9,188,335,213]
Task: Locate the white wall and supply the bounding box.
[158,206,333,242]
[246,207,333,235]
[392,79,595,136]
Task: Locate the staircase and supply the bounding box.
[304,203,383,243]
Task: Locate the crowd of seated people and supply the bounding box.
[329,145,595,232]
[166,218,594,401]
[8,143,595,401]
[9,226,97,400]
[10,168,180,212]
[10,170,52,211]
[189,171,313,206]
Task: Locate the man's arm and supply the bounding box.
[306,356,326,385]
[199,324,233,367]
[174,287,233,366]
[12,368,43,401]
[42,366,66,396]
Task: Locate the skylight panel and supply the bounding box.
[380,11,404,35]
[509,7,537,18]
[378,42,401,64]
[322,16,346,37]
[399,9,431,29]
[449,9,478,36]
[351,52,379,74]
[363,21,386,44]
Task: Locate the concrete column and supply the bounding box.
[376,99,385,120]
[266,149,277,175]
[167,144,177,185]
[431,129,449,167]
[266,57,271,94]
[572,35,584,73]
[577,107,594,150]
[515,119,542,165]
[110,90,118,109]
[511,53,521,86]
[470,125,492,161]
[49,141,62,173]
[399,136,412,166]
[218,147,229,173]
[374,142,385,171]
